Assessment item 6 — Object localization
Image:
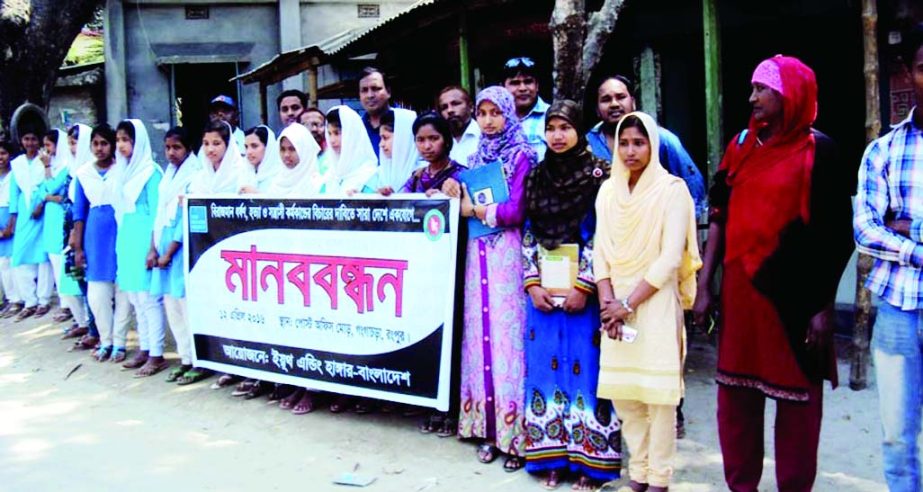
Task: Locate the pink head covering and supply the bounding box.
[751,56,784,95]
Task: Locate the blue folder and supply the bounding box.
[458,160,509,239]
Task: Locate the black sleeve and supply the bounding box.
[806,130,855,308]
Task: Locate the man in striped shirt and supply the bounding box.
[854,24,923,492]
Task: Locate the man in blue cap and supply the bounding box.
[209,94,246,155]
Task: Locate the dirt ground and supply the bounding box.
[0,313,888,492]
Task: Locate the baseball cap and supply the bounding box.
[210,95,236,108]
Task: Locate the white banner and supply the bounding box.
[184,195,459,411]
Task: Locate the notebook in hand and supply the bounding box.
[459,160,510,239]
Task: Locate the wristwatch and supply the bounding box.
[620,298,634,315]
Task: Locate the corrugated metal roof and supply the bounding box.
[324,0,441,54]
[235,0,452,84]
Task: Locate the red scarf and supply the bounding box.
[722,56,819,279]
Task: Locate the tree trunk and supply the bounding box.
[550,0,587,103]
[550,0,626,105]
[0,0,100,132]
[850,0,880,391]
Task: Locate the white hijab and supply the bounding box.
[68,124,93,176]
[323,105,379,194]
[67,124,93,201]
[238,125,283,193]
[75,157,124,209]
[154,152,200,244]
[378,108,422,190]
[48,129,73,176]
[114,119,160,220]
[266,123,322,198]
[0,167,12,208]
[189,122,245,195]
[10,151,43,211]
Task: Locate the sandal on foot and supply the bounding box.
[109,347,127,364]
[53,308,73,323]
[280,388,305,410]
[231,379,258,397]
[2,303,23,318]
[33,304,51,318]
[329,395,353,414]
[62,326,88,340]
[353,398,376,414]
[571,476,598,491]
[291,392,317,415]
[211,373,241,389]
[94,346,113,362]
[503,456,524,473]
[437,418,457,438]
[166,365,192,383]
[122,351,149,370]
[419,414,439,434]
[542,470,563,490]
[476,444,500,464]
[267,384,296,404]
[69,335,99,352]
[134,358,170,378]
[243,380,270,400]
[14,306,37,322]
[177,368,214,386]
[614,480,648,492]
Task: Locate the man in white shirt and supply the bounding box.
[436,85,479,166]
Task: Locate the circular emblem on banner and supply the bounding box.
[423,209,446,241]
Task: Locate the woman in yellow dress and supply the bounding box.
[593,111,701,492]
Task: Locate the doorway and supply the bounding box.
[171,62,240,145]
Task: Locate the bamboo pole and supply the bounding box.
[850,0,881,391]
[702,0,723,183]
[458,10,472,92]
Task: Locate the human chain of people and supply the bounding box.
[0,24,921,491]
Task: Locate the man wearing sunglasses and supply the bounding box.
[502,56,549,161]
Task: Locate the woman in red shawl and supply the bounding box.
[693,56,853,491]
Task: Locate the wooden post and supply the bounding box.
[307,66,319,108]
[259,82,268,125]
[458,10,472,92]
[850,0,881,391]
[702,0,723,183]
[636,45,662,122]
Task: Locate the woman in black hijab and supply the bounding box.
[521,100,621,490]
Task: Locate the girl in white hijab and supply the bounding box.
[150,127,208,384]
[67,124,94,201]
[321,106,378,194]
[39,128,91,332]
[189,121,246,195]
[266,123,322,197]
[113,119,167,376]
[239,125,282,194]
[376,107,422,191]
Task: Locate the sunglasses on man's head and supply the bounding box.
[505,57,535,69]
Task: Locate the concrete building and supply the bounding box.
[104,0,415,157]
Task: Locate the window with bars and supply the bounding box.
[357,4,380,18]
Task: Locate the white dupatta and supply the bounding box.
[153,153,200,244]
[322,105,379,194]
[378,108,422,190]
[266,123,322,197]
[114,119,161,221]
[238,125,283,193]
[189,122,245,195]
[67,124,93,201]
